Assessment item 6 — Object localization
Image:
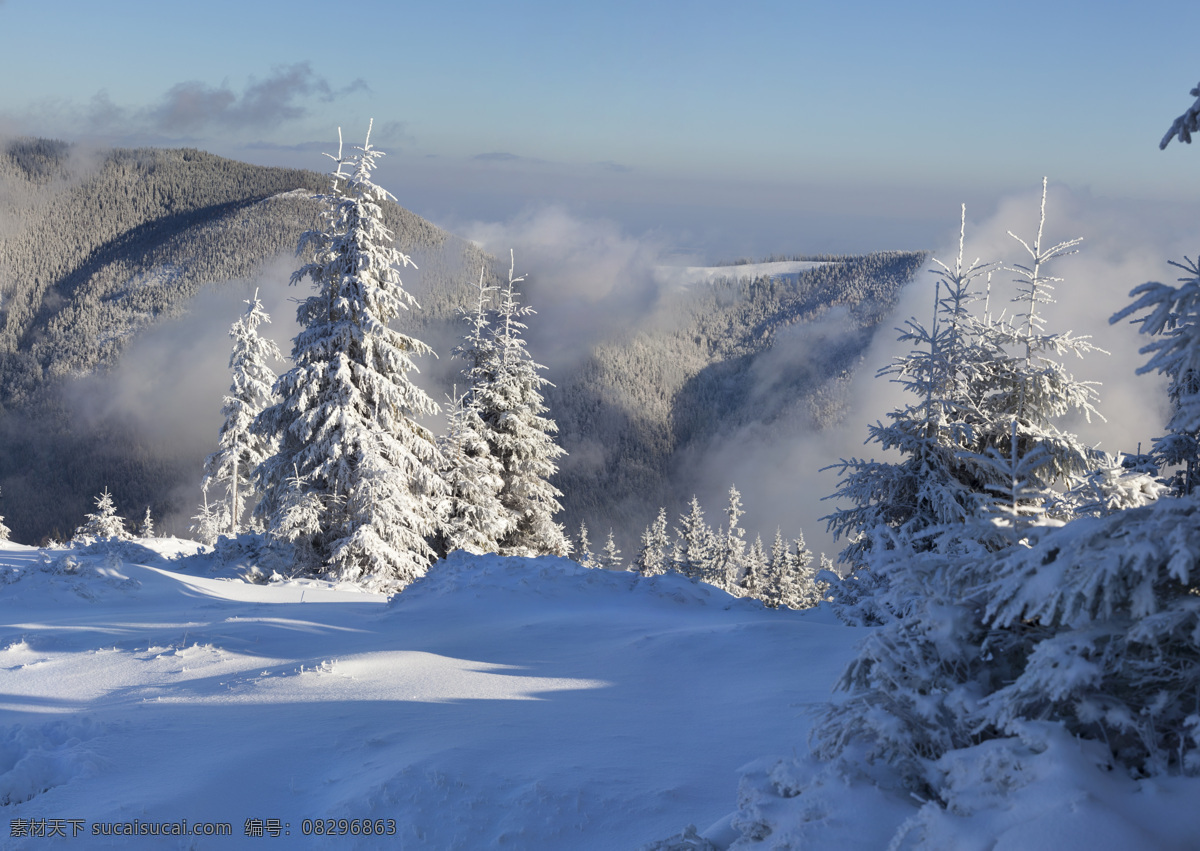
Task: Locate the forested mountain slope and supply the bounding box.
[546,253,925,547]
[0,138,925,546]
[0,139,491,541]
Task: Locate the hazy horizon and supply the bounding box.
[3,2,1200,262]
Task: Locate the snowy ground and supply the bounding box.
[0,540,853,849]
[4,540,1200,849]
[652,260,833,289]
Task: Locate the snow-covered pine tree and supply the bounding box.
[74,488,128,541]
[761,528,789,608]
[203,289,283,536]
[138,507,154,539]
[436,389,511,555]
[264,463,323,567]
[255,123,446,590]
[453,265,500,395]
[975,150,1200,774]
[601,529,623,570]
[471,251,569,557]
[190,483,222,545]
[980,499,1200,777]
[576,522,597,568]
[760,532,823,609]
[812,186,1107,796]
[634,507,672,577]
[821,204,997,619]
[780,534,824,609]
[673,496,716,581]
[739,535,767,599]
[965,177,1104,524]
[1110,256,1200,495]
[711,485,747,591]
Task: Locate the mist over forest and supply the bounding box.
[0,132,1194,564]
[0,136,931,559]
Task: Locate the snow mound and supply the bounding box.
[400,551,751,611]
[1,541,852,849]
[0,545,149,603]
[0,719,105,807]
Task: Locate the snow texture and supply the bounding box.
[3,540,1198,848]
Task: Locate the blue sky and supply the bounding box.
[3,0,1199,257]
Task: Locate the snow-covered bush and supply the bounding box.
[73,489,128,542]
[1111,256,1200,495]
[982,498,1200,776]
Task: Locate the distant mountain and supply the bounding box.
[545,253,925,553]
[0,138,926,548]
[0,139,492,541]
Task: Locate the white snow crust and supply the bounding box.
[3,540,1198,849]
[0,542,848,848]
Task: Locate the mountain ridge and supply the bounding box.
[0,138,926,550]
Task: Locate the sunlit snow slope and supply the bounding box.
[0,541,853,849]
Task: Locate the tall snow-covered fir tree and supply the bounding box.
[441,268,513,556]
[812,185,1111,796]
[968,178,1104,525]
[823,188,1104,619]
[468,251,569,557]
[138,507,154,539]
[255,123,446,590]
[202,289,283,537]
[575,522,597,568]
[739,534,767,598]
[711,485,747,591]
[822,205,999,590]
[971,114,1200,775]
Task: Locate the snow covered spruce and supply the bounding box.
[448,252,571,558]
[194,288,283,543]
[810,180,1193,792]
[251,123,448,590]
[629,488,826,609]
[645,178,1200,849]
[184,125,578,591]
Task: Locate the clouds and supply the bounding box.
[11,63,368,145]
[668,180,1200,561]
[148,63,367,135]
[457,205,679,371]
